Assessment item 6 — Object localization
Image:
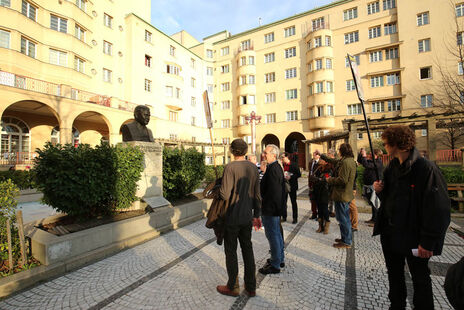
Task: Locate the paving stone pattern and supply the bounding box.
[1,192,463,310]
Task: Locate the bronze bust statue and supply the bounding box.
[121,105,154,142]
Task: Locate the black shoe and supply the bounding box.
[259,265,280,274]
[266,258,285,268]
[281,218,287,222]
[310,214,317,219]
[352,228,358,232]
[329,212,335,217]
[292,219,297,224]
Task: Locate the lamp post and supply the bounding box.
[245,111,261,154]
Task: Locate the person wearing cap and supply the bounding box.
[216,139,262,297]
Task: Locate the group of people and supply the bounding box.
[214,125,451,310]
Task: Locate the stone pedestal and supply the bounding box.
[123,141,170,210]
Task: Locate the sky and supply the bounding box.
[150,0,335,41]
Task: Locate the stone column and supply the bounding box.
[110,132,122,145]
[348,123,358,154]
[427,119,437,161]
[59,127,73,144]
[305,142,310,171]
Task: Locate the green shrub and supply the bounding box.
[0,170,35,190]
[33,143,144,218]
[356,165,365,192]
[204,165,224,184]
[0,180,20,266]
[163,147,206,200]
[439,166,464,184]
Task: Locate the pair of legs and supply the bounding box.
[381,236,434,310]
[310,197,318,218]
[223,223,256,292]
[262,215,284,269]
[283,190,298,222]
[349,199,358,230]
[334,201,352,245]
[317,200,329,222]
[362,185,378,222]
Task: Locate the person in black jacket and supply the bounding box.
[259,144,286,274]
[310,159,333,234]
[373,125,451,310]
[281,152,301,224]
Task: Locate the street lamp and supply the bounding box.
[245,111,261,154]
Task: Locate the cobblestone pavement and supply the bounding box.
[1,192,463,309]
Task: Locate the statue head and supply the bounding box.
[134,105,151,126]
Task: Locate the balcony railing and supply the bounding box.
[437,149,462,163]
[0,152,37,166]
[0,70,138,112]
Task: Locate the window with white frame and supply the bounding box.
[326,81,333,93]
[285,47,296,58]
[315,82,324,93]
[221,82,230,91]
[249,75,255,84]
[372,101,384,112]
[240,40,251,51]
[314,36,322,47]
[191,77,196,88]
[357,133,363,140]
[145,30,152,42]
[417,12,429,26]
[103,13,112,28]
[264,32,274,43]
[221,64,229,73]
[421,129,427,137]
[308,85,313,95]
[222,137,230,145]
[74,56,84,73]
[191,97,197,107]
[240,56,246,66]
[284,26,295,37]
[221,100,230,109]
[22,1,36,21]
[347,104,362,115]
[384,23,397,35]
[206,49,213,58]
[458,32,464,45]
[344,7,358,21]
[191,116,196,126]
[459,62,463,75]
[249,56,255,65]
[326,58,332,69]
[221,119,230,128]
[386,47,398,59]
[373,132,382,138]
[75,24,85,41]
[265,72,275,83]
[0,29,10,48]
[51,15,67,33]
[383,0,395,10]
[207,84,213,93]
[0,0,11,7]
[165,86,173,97]
[420,94,433,107]
[370,75,384,87]
[387,99,401,111]
[285,68,297,79]
[316,106,324,117]
[170,45,176,56]
[345,31,359,44]
[265,92,276,103]
[103,68,112,82]
[76,0,86,11]
[20,37,35,58]
[418,39,431,52]
[307,40,311,49]
[103,41,112,55]
[264,52,275,63]
[221,46,229,56]
[369,50,383,62]
[145,55,151,67]
[239,115,246,125]
[169,133,178,140]
[265,113,276,123]
[169,111,178,122]
[144,79,151,92]
[345,55,360,67]
[190,58,195,68]
[286,111,298,121]
[206,67,213,76]
[327,105,334,116]
[367,1,380,14]
[457,3,464,17]
[420,67,431,79]
[286,89,297,100]
[308,63,313,72]
[346,80,356,91]
[312,17,325,30]
[239,75,247,86]
[49,49,67,66]
[315,59,323,70]
[325,36,331,46]
[175,87,181,98]
[387,73,400,85]
[369,26,381,39]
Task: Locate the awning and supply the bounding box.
[166,104,182,111]
[303,131,349,144]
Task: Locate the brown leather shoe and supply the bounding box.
[245,289,256,297]
[367,223,375,227]
[333,242,351,249]
[334,238,343,243]
[216,285,239,297]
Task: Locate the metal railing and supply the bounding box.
[436,149,462,163]
[0,152,37,166]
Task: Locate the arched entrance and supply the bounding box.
[261,134,280,149]
[51,126,80,147]
[285,132,306,169]
[72,111,111,146]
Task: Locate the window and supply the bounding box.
[369,26,381,39]
[51,15,67,33]
[325,36,331,46]
[191,78,196,88]
[191,117,196,126]
[326,81,333,93]
[72,57,84,73]
[315,82,324,93]
[285,68,297,79]
[265,113,276,123]
[221,46,229,56]
[145,55,151,67]
[420,94,433,107]
[420,67,431,79]
[0,0,10,7]
[221,100,230,109]
[0,29,10,48]
[417,12,429,26]
[20,37,35,58]
[207,84,213,93]
[346,80,356,91]
[284,26,295,37]
[387,99,401,111]
[344,7,358,21]
[249,75,255,84]
[222,138,230,145]
[1,117,31,154]
[249,56,255,65]
[308,63,313,72]
[191,97,197,107]
[22,1,36,21]
[387,73,400,85]
[76,0,86,11]
[367,1,380,14]
[372,101,384,113]
[458,32,464,45]
[206,67,213,76]
[314,36,322,47]
[286,89,297,100]
[326,59,332,69]
[265,92,276,103]
[459,62,463,75]
[169,133,178,140]
[369,51,383,62]
[145,30,152,42]
[221,82,230,91]
[165,86,173,97]
[240,40,251,51]
[285,47,296,58]
[421,129,428,137]
[264,52,275,63]
[357,133,364,140]
[247,95,255,105]
[345,55,360,67]
[347,104,362,115]
[345,31,359,44]
[206,49,213,58]
[386,47,398,59]
[457,3,464,17]
[418,39,431,52]
[315,59,323,70]
[221,119,230,128]
[384,23,397,35]
[166,64,180,75]
[307,41,311,49]
[240,75,247,85]
[75,24,85,41]
[315,106,324,117]
[373,132,382,139]
[383,0,395,10]
[221,64,229,73]
[103,13,112,28]
[103,41,112,55]
[170,45,176,56]
[103,68,112,82]
[190,58,195,68]
[169,111,178,122]
[176,88,181,99]
[286,111,298,121]
[264,32,274,43]
[265,72,275,83]
[49,49,67,66]
[327,105,334,116]
[370,76,384,87]
[240,56,246,66]
[144,79,151,92]
[312,17,325,30]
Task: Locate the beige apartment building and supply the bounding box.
[1,0,463,169]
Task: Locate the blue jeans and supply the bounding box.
[335,201,352,245]
[261,215,284,269]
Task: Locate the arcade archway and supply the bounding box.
[285,132,306,169]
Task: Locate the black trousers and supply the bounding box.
[224,223,256,291]
[381,237,434,310]
[316,200,329,221]
[283,190,298,221]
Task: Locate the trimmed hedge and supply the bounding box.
[33,143,144,218]
[163,147,205,200]
[0,170,35,190]
[439,167,464,184]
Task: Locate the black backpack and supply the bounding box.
[444,256,464,309]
